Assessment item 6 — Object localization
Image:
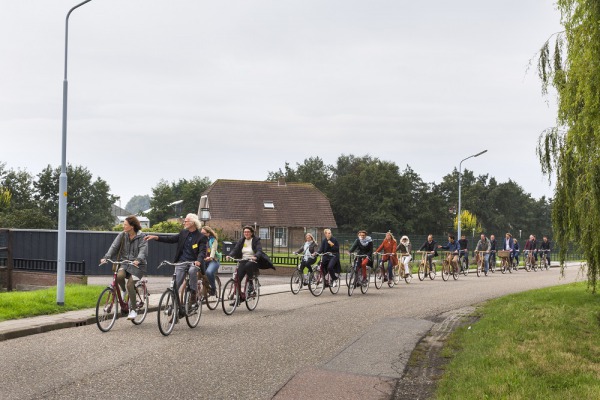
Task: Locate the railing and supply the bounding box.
[0,258,86,275]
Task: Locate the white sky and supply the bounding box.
[1,0,561,207]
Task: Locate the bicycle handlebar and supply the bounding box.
[99,259,137,268]
[157,260,195,269]
[226,257,258,263]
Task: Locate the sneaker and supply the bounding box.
[189,291,197,304]
[208,287,216,297]
[332,280,338,287]
[127,310,137,320]
[247,282,255,294]
[362,278,368,287]
[383,277,388,282]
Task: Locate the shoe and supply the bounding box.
[189,291,197,304]
[127,310,137,320]
[332,280,338,288]
[208,287,216,297]
[247,282,255,294]
[383,277,388,282]
[362,278,368,287]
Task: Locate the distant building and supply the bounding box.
[112,204,150,229]
[197,179,337,248]
[116,215,150,229]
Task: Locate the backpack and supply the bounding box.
[209,237,222,261]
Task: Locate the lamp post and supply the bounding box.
[57,0,94,306]
[457,149,487,240]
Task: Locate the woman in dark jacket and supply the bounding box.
[348,230,373,284]
[315,228,340,283]
[227,226,274,295]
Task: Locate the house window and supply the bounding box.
[263,201,274,209]
[274,227,287,247]
[259,227,270,239]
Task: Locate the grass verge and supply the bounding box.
[0,284,105,322]
[435,282,600,399]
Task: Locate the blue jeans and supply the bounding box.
[205,260,220,292]
[387,258,394,280]
[483,253,490,273]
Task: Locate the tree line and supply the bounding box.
[267,155,552,238]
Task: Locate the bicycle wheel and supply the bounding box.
[347,270,356,296]
[393,264,400,285]
[452,263,459,280]
[361,269,370,294]
[184,288,202,328]
[95,287,118,332]
[501,260,507,274]
[404,267,412,284]
[131,282,149,325]
[429,262,436,280]
[374,265,384,289]
[345,269,351,287]
[245,277,260,311]
[461,257,469,276]
[490,257,496,273]
[222,279,238,316]
[157,289,177,336]
[476,261,482,277]
[442,262,450,281]
[290,269,302,295]
[329,275,340,294]
[205,276,221,311]
[309,270,324,296]
[418,262,425,281]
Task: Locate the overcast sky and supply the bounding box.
[1,1,561,208]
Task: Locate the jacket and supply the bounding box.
[228,236,275,270]
[376,238,398,262]
[296,241,318,258]
[475,238,491,253]
[103,231,147,277]
[157,229,207,264]
[419,240,438,256]
[349,236,374,267]
[440,240,460,253]
[317,237,340,255]
[524,239,537,251]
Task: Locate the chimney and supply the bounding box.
[278,177,286,186]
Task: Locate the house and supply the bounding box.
[197,179,337,249]
[116,215,150,229]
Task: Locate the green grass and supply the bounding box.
[436,282,600,399]
[0,284,105,322]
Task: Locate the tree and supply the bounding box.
[146,177,211,224]
[535,0,600,291]
[454,210,482,234]
[34,164,117,230]
[125,195,151,214]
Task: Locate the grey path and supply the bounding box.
[0,265,585,400]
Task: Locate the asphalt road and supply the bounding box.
[0,266,584,400]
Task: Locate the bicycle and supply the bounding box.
[498,250,513,274]
[96,259,149,332]
[156,261,202,336]
[458,249,469,276]
[347,254,371,296]
[198,269,221,311]
[290,254,316,295]
[475,251,488,277]
[416,251,436,281]
[440,251,459,281]
[373,252,396,289]
[395,252,413,284]
[309,252,339,296]
[489,250,497,273]
[524,250,538,272]
[539,249,551,270]
[221,258,260,315]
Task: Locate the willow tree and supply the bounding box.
[536,0,600,291]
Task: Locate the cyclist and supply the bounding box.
[294,233,318,283]
[349,230,373,287]
[397,235,412,277]
[375,231,398,282]
[101,215,147,320]
[419,234,438,274]
[314,229,340,286]
[474,233,491,274]
[503,232,514,264]
[489,234,497,270]
[201,225,221,297]
[145,213,207,306]
[227,225,274,298]
[540,235,552,266]
[513,239,520,265]
[438,234,460,273]
[458,234,469,271]
[524,234,538,263]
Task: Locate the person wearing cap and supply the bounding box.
[375,231,398,282]
[397,235,412,277]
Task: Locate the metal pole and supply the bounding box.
[57,0,94,306]
[457,150,487,240]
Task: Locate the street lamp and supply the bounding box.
[200,207,211,226]
[457,149,487,240]
[57,0,94,306]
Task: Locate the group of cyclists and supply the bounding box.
[101,212,553,323]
